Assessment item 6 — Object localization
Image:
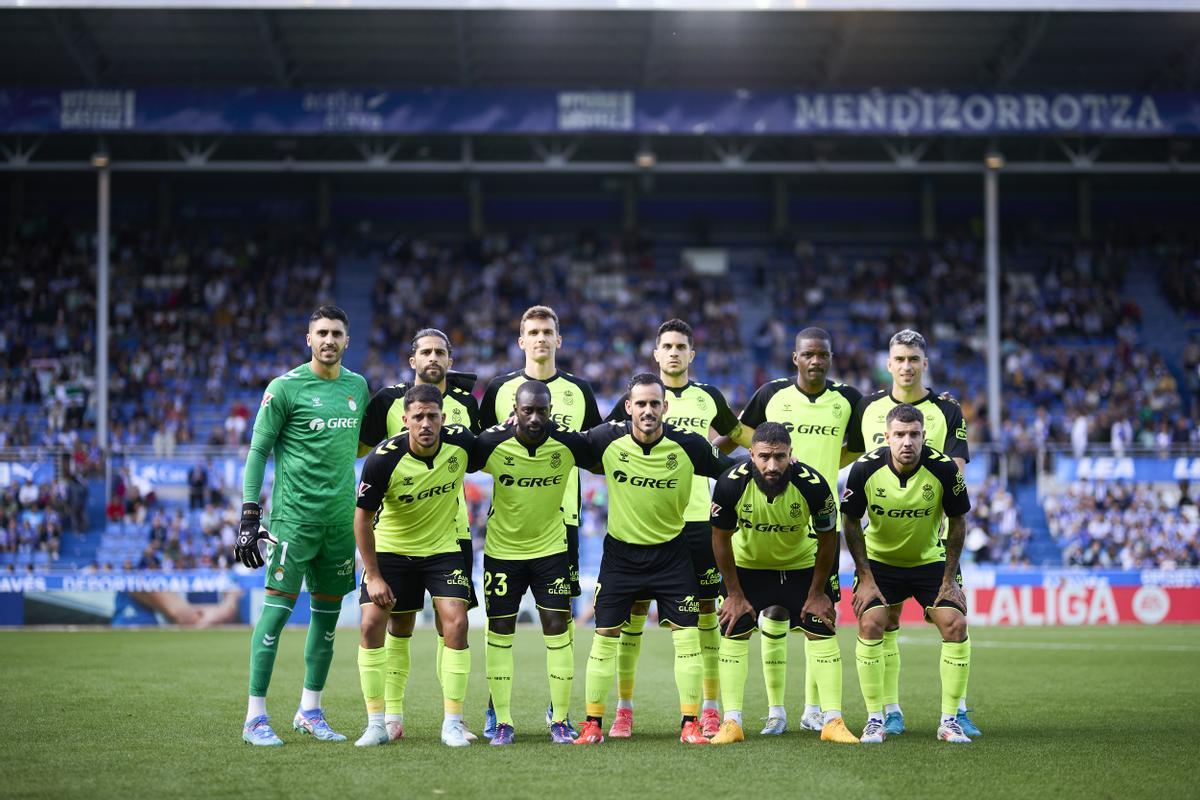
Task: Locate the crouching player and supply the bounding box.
[841,404,973,744]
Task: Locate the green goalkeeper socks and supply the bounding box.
[616,613,647,702]
[544,630,574,724]
[718,636,750,718]
[486,630,516,725]
[248,593,296,697]
[940,638,971,716]
[302,597,341,693]
[760,616,789,708]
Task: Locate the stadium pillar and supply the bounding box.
[468,178,483,237]
[984,157,1004,484]
[772,177,788,236]
[920,178,936,241]
[94,154,110,460]
[1077,177,1092,241]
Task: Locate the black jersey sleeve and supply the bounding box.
[677,427,736,478]
[583,420,628,464]
[846,391,882,454]
[360,386,402,448]
[738,379,783,428]
[577,377,603,429]
[936,397,971,463]
[440,424,477,459]
[604,392,631,423]
[479,375,504,429]
[468,425,509,473]
[840,454,873,520]
[449,385,482,434]
[552,427,598,471]
[357,437,405,513]
[790,462,837,533]
[709,464,747,530]
[446,370,479,395]
[699,383,739,436]
[832,383,864,445]
[926,447,972,518]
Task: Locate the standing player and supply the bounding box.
[236,305,370,746]
[603,319,742,737]
[353,384,476,748]
[573,374,733,746]
[708,423,858,745]
[841,404,973,744]
[357,328,481,742]
[844,328,976,737]
[715,327,862,735]
[469,381,595,745]
[479,305,602,732]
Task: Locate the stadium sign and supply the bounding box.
[2,88,1198,137]
[1055,456,1200,482]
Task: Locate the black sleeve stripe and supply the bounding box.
[563,372,603,430]
[700,383,739,436]
[360,386,403,447]
[738,378,787,428]
[605,392,631,423]
[479,373,514,429]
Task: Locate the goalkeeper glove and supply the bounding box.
[235,502,274,569]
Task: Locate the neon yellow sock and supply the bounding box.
[441,645,470,716]
[486,630,515,725]
[616,613,647,702]
[940,638,971,716]
[544,630,573,723]
[804,645,820,707]
[717,636,750,716]
[856,637,884,714]
[357,645,386,715]
[882,629,900,706]
[698,611,720,703]
[435,634,445,689]
[760,616,789,708]
[384,632,411,716]
[806,636,842,714]
[672,627,702,718]
[585,634,619,720]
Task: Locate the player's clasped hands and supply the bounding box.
[719,592,756,636]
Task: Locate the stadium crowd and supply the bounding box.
[1045,481,1200,568]
[0,474,88,562]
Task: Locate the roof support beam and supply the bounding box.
[980,11,1049,88]
[254,11,294,88]
[454,11,472,87]
[46,11,104,85]
[816,12,861,86]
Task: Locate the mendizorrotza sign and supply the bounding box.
[1,88,1194,137]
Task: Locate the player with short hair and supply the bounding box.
[357,327,481,742]
[236,304,369,746]
[841,404,973,745]
[573,374,733,746]
[603,318,742,737]
[715,327,862,735]
[844,328,977,737]
[353,383,477,748]
[708,422,859,745]
[479,304,601,735]
[469,380,595,745]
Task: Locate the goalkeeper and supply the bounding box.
[235,305,370,747]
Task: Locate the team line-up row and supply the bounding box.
[234,304,979,749]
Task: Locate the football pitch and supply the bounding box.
[4,624,1197,800]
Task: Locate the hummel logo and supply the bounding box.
[262,634,278,647]
[312,397,322,407]
[324,631,336,643]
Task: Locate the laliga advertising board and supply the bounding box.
[832,569,1200,626]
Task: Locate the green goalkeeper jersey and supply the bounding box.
[243,363,370,526]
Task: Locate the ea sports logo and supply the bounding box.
[1131,585,1170,625]
[613,470,629,483]
[309,418,326,432]
[499,475,515,486]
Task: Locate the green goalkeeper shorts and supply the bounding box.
[263,521,356,597]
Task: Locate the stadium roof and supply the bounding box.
[0,7,1197,91]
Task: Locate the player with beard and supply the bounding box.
[707,423,858,745]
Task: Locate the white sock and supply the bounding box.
[768,705,787,720]
[386,713,404,724]
[823,710,842,723]
[958,697,968,713]
[368,712,384,726]
[885,703,902,715]
[445,712,464,724]
[617,699,633,711]
[300,688,322,712]
[941,713,956,725]
[868,711,883,723]
[702,699,719,712]
[246,696,267,723]
[724,710,743,726]
[804,703,821,716]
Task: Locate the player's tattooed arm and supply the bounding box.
[803,529,838,630]
[844,516,885,617]
[935,515,968,611]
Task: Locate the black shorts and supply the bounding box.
[565,524,581,598]
[682,520,722,600]
[725,566,840,638]
[854,559,965,620]
[483,552,573,618]
[360,551,473,612]
[593,534,700,630]
[460,537,479,610]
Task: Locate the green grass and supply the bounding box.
[4,624,1199,799]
